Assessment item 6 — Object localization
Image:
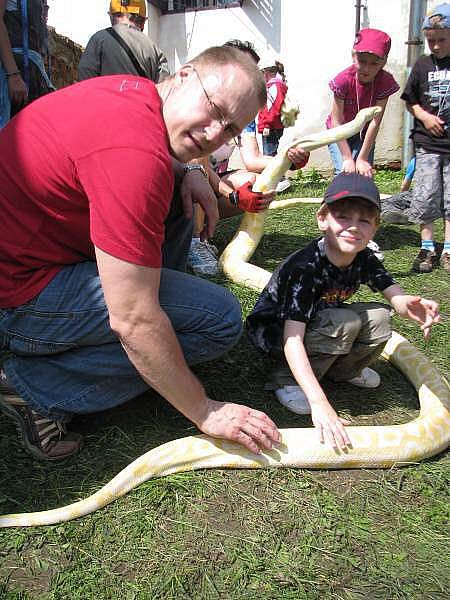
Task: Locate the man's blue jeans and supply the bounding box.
[0,264,242,420]
[0,189,243,421]
[328,133,375,176]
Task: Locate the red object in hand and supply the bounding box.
[236,182,267,213]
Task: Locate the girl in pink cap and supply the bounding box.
[326,28,399,179]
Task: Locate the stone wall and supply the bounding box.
[48,26,83,89]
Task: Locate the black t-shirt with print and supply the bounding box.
[246,238,395,356]
[401,54,450,154]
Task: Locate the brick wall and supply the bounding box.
[48,26,83,89]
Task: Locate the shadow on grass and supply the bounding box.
[376,224,421,251]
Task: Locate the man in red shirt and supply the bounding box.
[0,45,281,461]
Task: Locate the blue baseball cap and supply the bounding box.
[423,3,450,29]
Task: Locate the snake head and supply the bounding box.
[358,106,383,123]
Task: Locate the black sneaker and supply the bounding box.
[412,249,438,273]
[0,370,83,460]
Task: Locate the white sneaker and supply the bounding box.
[187,238,219,276]
[275,385,311,414]
[346,367,381,389]
[367,239,384,262]
[275,177,291,193]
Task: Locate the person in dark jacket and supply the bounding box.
[78,0,169,83]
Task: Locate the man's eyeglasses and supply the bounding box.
[191,66,239,144]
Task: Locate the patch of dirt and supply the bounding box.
[0,544,68,597]
[307,468,382,496]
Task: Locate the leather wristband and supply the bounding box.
[228,190,239,207]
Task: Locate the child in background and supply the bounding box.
[246,173,440,450]
[327,28,399,178]
[258,54,288,157]
[401,3,450,274]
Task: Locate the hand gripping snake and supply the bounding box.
[1,108,449,528]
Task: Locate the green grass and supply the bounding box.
[1,168,449,599]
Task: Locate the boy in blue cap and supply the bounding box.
[247,173,440,451]
[401,2,450,273]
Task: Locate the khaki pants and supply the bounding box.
[303,302,392,381]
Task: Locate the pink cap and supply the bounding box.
[353,28,391,59]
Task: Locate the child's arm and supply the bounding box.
[400,157,415,192]
[283,320,351,450]
[239,131,308,172]
[355,97,389,177]
[330,96,355,173]
[382,284,440,339]
[406,102,445,137]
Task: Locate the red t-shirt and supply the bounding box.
[325,64,399,128]
[0,75,174,308]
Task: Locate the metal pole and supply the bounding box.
[355,0,362,36]
[403,0,427,168]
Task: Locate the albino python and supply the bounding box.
[1,108,449,528]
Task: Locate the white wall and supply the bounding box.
[46,0,110,47]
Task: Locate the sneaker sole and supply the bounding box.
[347,381,381,389]
[381,211,411,225]
[0,395,83,461]
[275,388,312,414]
[275,182,292,194]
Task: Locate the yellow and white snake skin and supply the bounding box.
[1,108,448,528]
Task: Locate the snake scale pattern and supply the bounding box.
[1,108,448,528]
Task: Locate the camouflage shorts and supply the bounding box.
[408,148,450,224]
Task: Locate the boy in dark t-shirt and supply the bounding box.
[401,3,450,273]
[247,173,440,451]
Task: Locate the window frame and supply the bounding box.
[149,1,244,15]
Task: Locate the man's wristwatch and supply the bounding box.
[228,190,239,207]
[183,164,208,179]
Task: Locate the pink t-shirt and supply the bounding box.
[326,64,399,128]
[0,75,174,308]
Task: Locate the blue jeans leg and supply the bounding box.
[328,141,344,176]
[328,133,375,176]
[262,129,283,156]
[0,262,242,419]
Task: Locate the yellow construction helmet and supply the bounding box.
[109,0,146,18]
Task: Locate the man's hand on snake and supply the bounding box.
[196,398,281,454]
